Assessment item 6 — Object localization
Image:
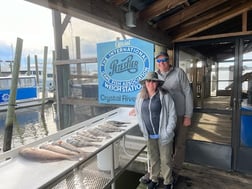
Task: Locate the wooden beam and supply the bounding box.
[139,0,187,21]
[69,74,97,79]
[61,97,99,105]
[25,0,172,46]
[174,31,252,43]
[242,12,247,32]
[110,0,127,6]
[157,0,228,30]
[174,0,252,40]
[55,58,97,65]
[60,15,71,36]
[178,6,230,29]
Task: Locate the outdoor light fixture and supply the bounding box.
[125,0,136,27]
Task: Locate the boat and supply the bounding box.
[0,75,53,111]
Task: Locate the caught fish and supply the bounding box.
[97,124,124,132]
[40,143,79,156]
[19,147,77,161]
[66,137,101,148]
[106,120,130,127]
[87,128,112,139]
[77,130,98,139]
[71,135,98,142]
[52,140,88,155]
[76,132,103,142]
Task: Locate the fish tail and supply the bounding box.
[67,154,82,161]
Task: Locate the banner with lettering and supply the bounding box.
[97,38,154,105]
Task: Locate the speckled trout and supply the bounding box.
[52,140,88,155]
[97,124,124,132]
[87,128,112,139]
[76,130,99,139]
[75,132,103,142]
[66,137,101,148]
[106,120,130,127]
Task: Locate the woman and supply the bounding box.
[134,71,177,189]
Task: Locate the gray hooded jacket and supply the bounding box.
[157,67,193,118]
[135,90,177,144]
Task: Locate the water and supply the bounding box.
[0,103,57,152]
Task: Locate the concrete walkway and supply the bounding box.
[136,163,252,189]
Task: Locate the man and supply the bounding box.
[140,51,193,185]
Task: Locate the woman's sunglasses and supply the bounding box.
[156,58,168,63]
[146,80,157,82]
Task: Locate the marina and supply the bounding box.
[0,102,57,152]
[1,0,252,188]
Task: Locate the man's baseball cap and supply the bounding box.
[155,52,169,59]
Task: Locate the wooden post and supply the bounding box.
[41,46,48,116]
[52,51,56,99]
[3,37,23,152]
[34,55,39,86]
[53,10,73,129]
[27,54,31,75]
[75,36,82,84]
[0,60,2,77]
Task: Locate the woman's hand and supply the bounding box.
[129,108,136,116]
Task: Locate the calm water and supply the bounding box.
[0,103,57,152]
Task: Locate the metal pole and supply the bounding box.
[111,143,115,189]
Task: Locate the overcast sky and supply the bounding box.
[0,0,127,70]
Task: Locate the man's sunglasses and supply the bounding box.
[156,58,168,63]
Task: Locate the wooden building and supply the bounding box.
[26,0,252,174]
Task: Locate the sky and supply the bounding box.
[0,0,127,71]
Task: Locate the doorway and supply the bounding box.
[175,36,252,173]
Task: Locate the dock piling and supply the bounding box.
[3,37,23,152]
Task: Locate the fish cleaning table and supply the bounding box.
[0,107,146,189]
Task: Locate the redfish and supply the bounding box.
[40,143,79,156]
[19,147,77,161]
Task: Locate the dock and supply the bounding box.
[136,163,252,189]
[0,97,54,112]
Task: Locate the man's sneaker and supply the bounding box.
[139,172,151,184]
[147,181,158,189]
[164,184,173,189]
[172,172,179,185]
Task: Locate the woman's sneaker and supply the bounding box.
[172,172,179,185]
[139,173,151,184]
[164,184,173,189]
[147,181,158,189]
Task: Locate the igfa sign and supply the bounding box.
[97,38,154,105]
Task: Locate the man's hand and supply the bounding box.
[183,117,191,127]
